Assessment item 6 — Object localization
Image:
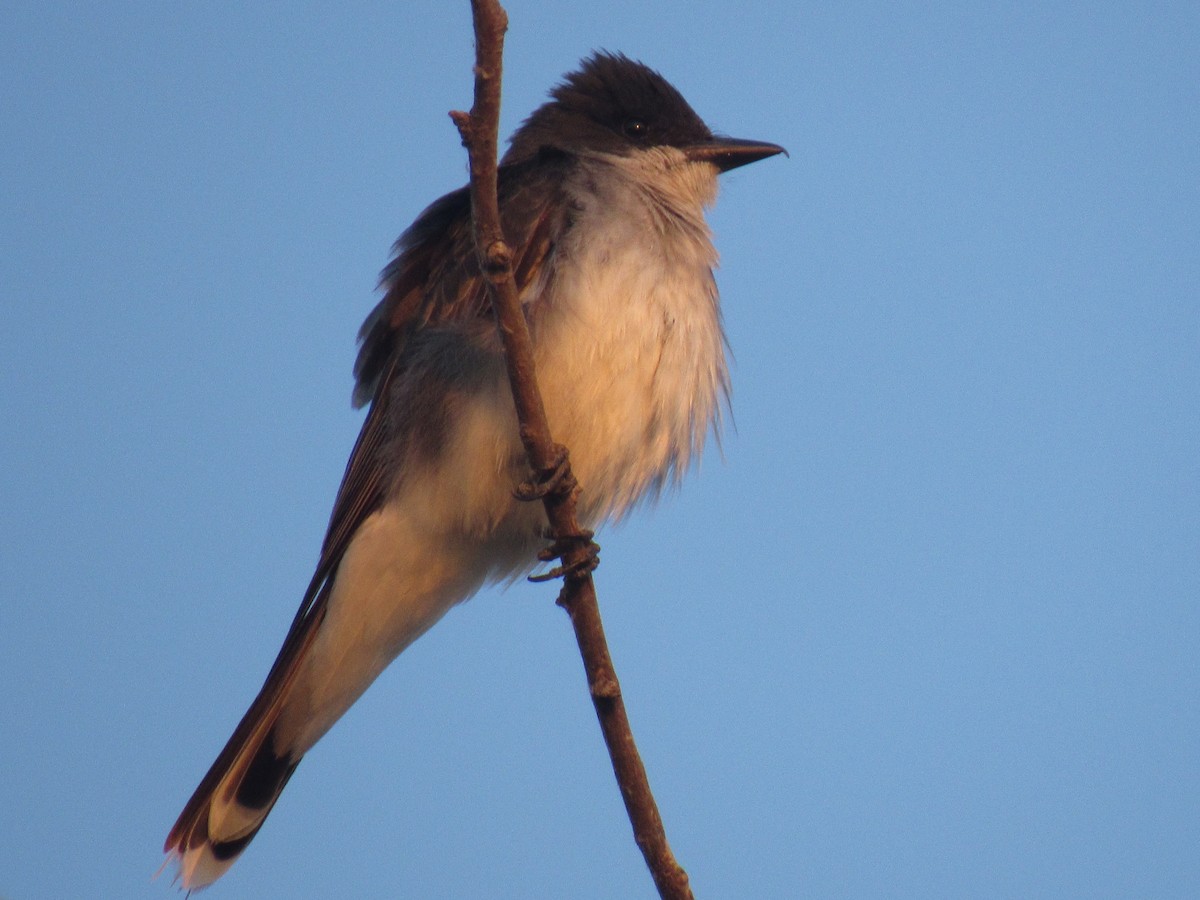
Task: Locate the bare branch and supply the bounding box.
[451,3,695,898]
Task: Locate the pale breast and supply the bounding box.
[533,152,730,523]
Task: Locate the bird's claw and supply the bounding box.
[513,444,574,502]
[528,530,600,583]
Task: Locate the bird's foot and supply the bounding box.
[513,444,574,502]
[528,530,600,583]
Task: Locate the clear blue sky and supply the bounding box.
[2,2,1197,898]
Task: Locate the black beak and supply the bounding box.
[685,137,788,173]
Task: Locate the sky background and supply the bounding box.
[2,2,1197,898]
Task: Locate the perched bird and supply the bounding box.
[165,51,784,889]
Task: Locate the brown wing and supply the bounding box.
[323,150,571,586]
[168,151,574,855]
[352,149,573,407]
[164,363,399,859]
[256,149,572,690]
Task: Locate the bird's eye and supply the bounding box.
[622,119,648,139]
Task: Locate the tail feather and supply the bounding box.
[166,726,300,889]
[165,495,469,887]
[165,586,329,890]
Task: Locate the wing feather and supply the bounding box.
[168,149,574,866]
[353,149,572,407]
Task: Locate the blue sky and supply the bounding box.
[2,2,1197,898]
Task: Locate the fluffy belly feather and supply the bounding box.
[534,223,727,522]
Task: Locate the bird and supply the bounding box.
[164,51,784,889]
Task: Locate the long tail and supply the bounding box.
[163,499,483,888]
[164,583,330,890]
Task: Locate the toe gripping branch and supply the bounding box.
[527,530,600,584]
[513,443,574,503]
[514,444,601,583]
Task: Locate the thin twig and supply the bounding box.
[449,3,694,898]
